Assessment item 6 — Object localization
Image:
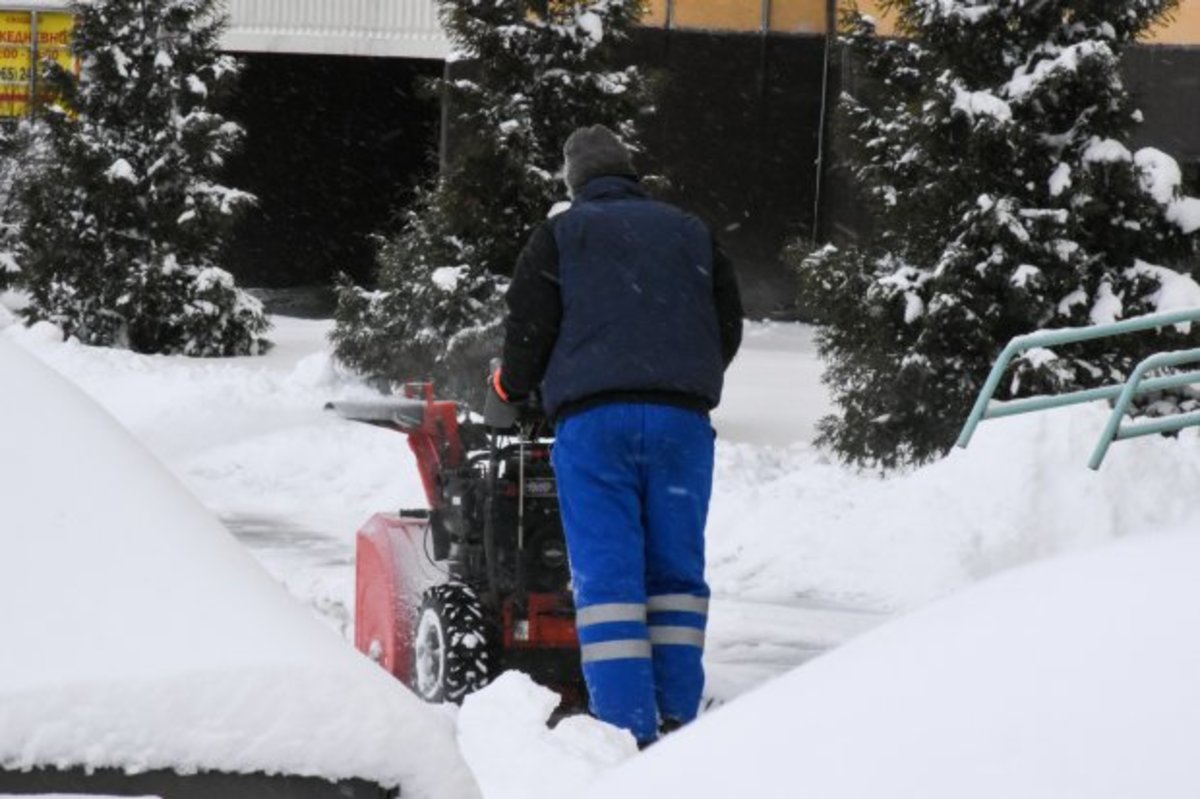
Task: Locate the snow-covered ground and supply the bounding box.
[5,308,1200,796]
[585,527,1200,799]
[2,315,886,701]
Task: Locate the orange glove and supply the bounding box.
[492,366,512,402]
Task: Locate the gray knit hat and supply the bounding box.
[562,125,636,196]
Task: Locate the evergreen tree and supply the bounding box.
[332,0,650,402]
[14,0,269,356]
[796,0,1200,469]
[0,123,27,295]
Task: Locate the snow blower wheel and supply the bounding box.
[413,583,494,703]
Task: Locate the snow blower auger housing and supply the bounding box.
[328,384,584,706]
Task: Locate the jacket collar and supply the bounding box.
[575,175,646,203]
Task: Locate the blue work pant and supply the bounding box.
[552,403,714,744]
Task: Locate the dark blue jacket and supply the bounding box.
[501,176,742,421]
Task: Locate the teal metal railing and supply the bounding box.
[956,307,1200,469]
[1087,347,1200,469]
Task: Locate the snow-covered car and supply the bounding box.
[585,528,1200,799]
[0,338,479,799]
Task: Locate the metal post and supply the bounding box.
[812,0,836,243]
[438,58,451,176]
[29,10,39,118]
[955,339,1020,448]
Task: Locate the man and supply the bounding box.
[492,124,742,745]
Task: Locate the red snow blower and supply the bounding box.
[328,384,585,706]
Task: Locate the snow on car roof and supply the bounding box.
[0,339,478,799]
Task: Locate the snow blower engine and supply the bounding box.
[328,384,584,706]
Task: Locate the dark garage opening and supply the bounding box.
[221,52,443,292]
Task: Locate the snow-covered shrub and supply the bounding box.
[331,0,651,404]
[796,0,1200,468]
[0,122,34,297]
[14,0,270,356]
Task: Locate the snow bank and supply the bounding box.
[587,530,1200,799]
[707,402,1200,611]
[3,319,424,632]
[0,339,478,799]
[456,672,636,799]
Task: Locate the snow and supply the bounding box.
[2,318,417,634]
[583,529,1200,799]
[1082,136,1133,165]
[5,311,1200,797]
[1048,161,1072,197]
[432,265,467,292]
[1057,286,1087,314]
[104,158,137,183]
[1010,263,1041,288]
[706,401,1200,612]
[951,86,1011,123]
[1089,279,1122,325]
[1134,146,1181,204]
[709,323,832,446]
[1166,196,1200,234]
[0,337,478,798]
[1127,259,1200,331]
[576,11,604,44]
[456,672,636,799]
[1005,41,1111,101]
[186,74,207,96]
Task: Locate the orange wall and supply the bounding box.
[1150,1,1200,44]
[639,0,1200,42]
[642,0,828,34]
[836,0,1200,43]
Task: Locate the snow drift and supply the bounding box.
[707,400,1200,611]
[587,529,1200,799]
[0,338,478,799]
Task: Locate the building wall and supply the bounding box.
[641,0,828,33]
[222,0,448,58]
[846,0,1200,42]
[142,2,1200,313]
[617,2,1200,316]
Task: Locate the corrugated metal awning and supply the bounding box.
[220,0,450,60]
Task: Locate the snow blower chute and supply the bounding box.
[328,384,585,706]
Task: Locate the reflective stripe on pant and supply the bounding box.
[552,403,714,743]
[647,593,709,723]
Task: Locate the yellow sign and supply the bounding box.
[0,9,75,118]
